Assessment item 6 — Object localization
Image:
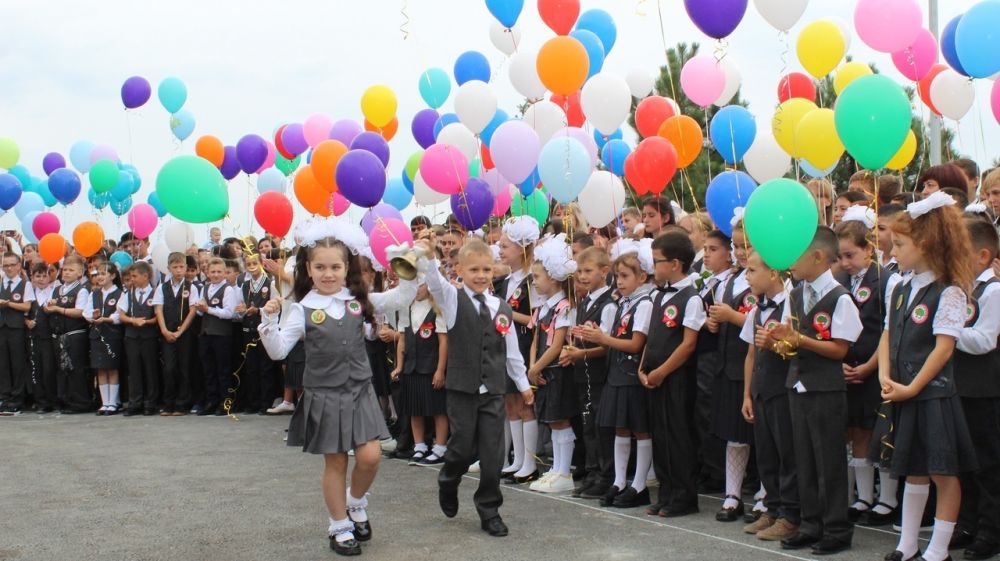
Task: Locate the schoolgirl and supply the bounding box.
[85,262,124,415]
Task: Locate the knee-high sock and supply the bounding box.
[922,518,956,561]
[631,439,653,492]
[552,428,575,476]
[851,457,875,507]
[724,443,750,509]
[613,436,630,490]
[506,419,523,473]
[873,468,899,513]
[895,483,931,558]
[513,420,538,477]
[98,384,110,407]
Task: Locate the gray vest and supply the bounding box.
[836,265,891,366]
[889,281,956,400]
[642,286,698,373]
[199,284,231,337]
[786,283,852,392]
[954,278,1000,398]
[124,286,158,339]
[445,290,511,395]
[302,303,371,388]
[751,300,791,400]
[0,277,27,329]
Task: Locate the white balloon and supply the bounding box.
[436,122,478,161]
[714,58,742,107]
[509,50,546,102]
[413,171,449,205]
[455,80,498,135]
[151,242,171,275]
[164,221,195,253]
[523,100,567,145]
[828,17,853,53]
[930,69,975,121]
[578,171,626,228]
[489,21,521,55]
[581,73,632,135]
[625,69,655,98]
[753,0,808,32]
[666,97,681,117]
[744,131,792,184]
[258,168,285,194]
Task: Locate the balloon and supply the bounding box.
[580,73,632,136]
[89,144,119,165]
[257,140,277,173]
[150,243,171,275]
[941,16,969,77]
[69,140,95,173]
[834,75,912,170]
[413,169,449,205]
[518,167,542,197]
[600,139,632,176]
[538,136,592,203]
[489,120,540,184]
[308,140,347,193]
[480,109,509,148]
[993,79,1000,126]
[854,0,923,54]
[886,130,918,171]
[14,191,44,221]
[127,203,158,239]
[551,91,586,129]
[293,167,331,216]
[147,192,167,217]
[433,113,461,141]
[635,96,677,139]
[594,127,623,150]
[7,165,30,188]
[489,21,522,55]
[274,125,293,159]
[753,0,807,31]
[657,115,702,169]
[482,168,512,197]
[281,124,309,156]
[155,156,230,223]
[743,179,818,269]
[350,132,390,168]
[219,146,241,180]
[236,134,268,174]
[578,171,626,228]
[796,108,844,170]
[536,36,589,96]
[552,127,599,168]
[454,80,497,134]
[493,184,514,217]
[437,123,478,162]
[255,167,283,194]
[38,233,67,265]
[47,168,81,205]
[157,77,187,113]
[19,212,39,244]
[833,61,873,95]
[418,68,451,108]
[744,131,792,184]
[511,189,549,225]
[253,192,293,238]
[450,178,494,230]
[335,150,387,207]
[42,152,66,176]
[956,2,1000,79]
[165,221,196,252]
[383,177,413,211]
[0,174,21,210]
[797,21,846,78]
[419,144,468,195]
[274,153,300,177]
[632,137,678,194]
[303,113,334,149]
[364,117,398,141]
[714,57,742,107]
[929,69,975,121]
[626,69,654,99]
[328,119,363,147]
[88,188,109,210]
[509,50,546,101]
[0,138,17,170]
[576,9,617,53]
[778,73,816,104]
[799,159,838,178]
[121,76,151,109]
[73,222,104,258]
[32,211,60,239]
[710,106,756,165]
[684,0,749,39]
[369,218,413,270]
[169,109,196,141]
[681,55,726,108]
[411,109,440,149]
[89,159,120,193]
[109,251,133,270]
[568,29,605,78]
[454,51,491,86]
[771,98,818,158]
[538,0,580,35]
[918,64,948,116]
[706,171,758,236]
[193,136,224,168]
[30,178,56,207]
[892,28,938,81]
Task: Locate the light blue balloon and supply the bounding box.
[480,109,509,147]
[120,165,142,193]
[709,106,756,165]
[110,196,132,216]
[88,187,110,210]
[109,251,133,270]
[594,128,622,150]
[170,109,196,141]
[705,171,757,237]
[20,211,40,244]
[538,136,592,204]
[8,165,31,188]
[28,178,57,207]
[158,77,187,113]
[600,139,632,176]
[798,159,838,178]
[486,0,523,28]
[257,168,285,194]
[147,192,167,217]
[433,113,460,140]
[576,9,617,53]
[70,140,95,173]
[568,29,605,78]
[383,177,413,211]
[110,171,135,202]
[955,1,1000,79]
[418,68,451,109]
[14,191,44,220]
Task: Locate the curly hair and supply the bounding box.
[890,205,974,292]
[293,237,373,322]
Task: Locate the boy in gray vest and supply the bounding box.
[416,236,533,538]
[0,252,33,413]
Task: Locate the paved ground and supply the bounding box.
[2,413,916,561]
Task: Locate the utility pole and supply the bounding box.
[928,0,942,165]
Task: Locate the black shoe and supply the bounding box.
[512,470,539,484]
[481,516,508,537]
[716,496,745,522]
[744,509,764,523]
[60,408,88,415]
[884,551,920,561]
[122,409,141,417]
[965,539,1000,560]
[191,404,204,415]
[781,532,820,550]
[438,485,458,518]
[143,408,156,416]
[351,520,371,542]
[197,403,217,416]
[95,408,106,416]
[812,536,851,555]
[848,499,873,522]
[599,485,623,507]
[329,536,361,556]
[580,482,610,500]
[660,503,699,517]
[952,530,976,550]
[388,449,414,460]
[213,405,228,416]
[36,406,54,414]
[159,408,174,417]
[863,504,897,527]
[612,486,650,508]
[257,408,269,415]
[572,481,594,498]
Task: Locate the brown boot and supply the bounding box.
[743,514,776,535]
[757,517,799,541]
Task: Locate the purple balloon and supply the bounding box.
[411,109,440,150]
[684,0,748,39]
[121,76,152,109]
[328,119,363,146]
[236,134,268,174]
[89,144,120,164]
[42,152,66,176]
[335,150,386,208]
[349,132,390,168]
[450,178,494,230]
[360,203,404,235]
[280,124,309,156]
[220,146,241,180]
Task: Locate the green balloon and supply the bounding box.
[469,158,481,179]
[511,189,549,226]
[744,179,818,270]
[274,154,301,177]
[89,159,120,193]
[155,155,229,223]
[405,150,424,182]
[834,75,912,170]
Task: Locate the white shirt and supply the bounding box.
[781,270,863,343]
[116,284,156,315]
[150,278,198,307]
[705,268,733,302]
[656,276,707,332]
[57,280,90,311]
[740,291,788,345]
[30,283,53,309]
[398,298,448,334]
[535,291,575,330]
[195,282,239,319]
[603,283,654,336]
[957,270,1000,355]
[2,275,35,303]
[504,268,541,309]
[84,286,122,324]
[581,285,618,334]
[883,271,968,339]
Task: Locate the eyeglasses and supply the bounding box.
[653,258,676,265]
[1,263,18,269]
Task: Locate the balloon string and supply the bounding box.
[222,338,256,420]
[399,0,410,40]
[635,0,648,16]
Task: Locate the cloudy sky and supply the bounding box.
[0,0,991,243]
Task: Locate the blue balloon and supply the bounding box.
[798,159,838,178]
[418,68,452,109]
[454,51,490,86]
[257,167,285,194]
[20,211,39,244]
[147,192,167,217]
[401,167,414,194]
[158,77,187,113]
[88,187,110,210]
[594,128,622,150]
[600,139,632,177]
[110,171,135,202]
[109,250,133,270]
[485,0,523,28]
[480,109,509,147]
[433,113,461,140]
[170,109,196,141]
[941,15,969,77]
[518,167,541,197]
[48,168,82,205]
[110,196,133,216]
[568,29,605,78]
[29,178,56,207]
[119,164,142,194]
[383,177,413,211]
[709,106,757,165]
[69,140,95,173]
[575,9,617,53]
[14,191,44,221]
[538,137,592,204]
[0,174,22,210]
[956,2,1000,79]
[7,165,31,188]
[705,171,757,237]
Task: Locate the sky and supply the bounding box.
[0,0,993,245]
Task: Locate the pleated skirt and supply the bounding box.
[535,367,580,423]
[400,372,447,417]
[876,394,979,477]
[597,383,649,434]
[287,378,389,455]
[710,376,753,444]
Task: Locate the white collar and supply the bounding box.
[586,285,610,302]
[464,285,490,302]
[299,288,354,308]
[169,277,185,287]
[61,280,81,292]
[711,269,732,282]
[508,268,528,284]
[976,269,995,284]
[805,269,836,293]
[664,276,693,290]
[908,270,937,290]
[207,281,228,291]
[3,275,20,286]
[767,290,788,305]
[102,286,118,295]
[541,291,566,310]
[852,267,868,281]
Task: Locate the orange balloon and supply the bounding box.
[195,135,225,167]
[72,221,104,258]
[39,233,67,265]
[310,140,348,193]
[657,116,703,169]
[536,36,590,96]
[294,167,332,217]
[365,117,398,141]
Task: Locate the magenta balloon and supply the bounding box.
[892,28,938,81]
[329,119,364,146]
[493,185,513,217]
[32,211,60,239]
[361,203,404,234]
[489,120,540,185]
[127,203,159,239]
[89,144,119,164]
[419,144,469,195]
[369,218,413,269]
[280,123,309,156]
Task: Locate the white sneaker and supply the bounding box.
[266,401,295,415]
[468,460,481,473]
[531,473,575,494]
[529,471,558,491]
[380,438,397,452]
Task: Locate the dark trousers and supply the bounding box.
[696,354,726,482]
[575,380,607,480]
[161,332,193,410]
[789,390,852,542]
[648,368,699,508]
[188,318,205,407]
[753,392,800,524]
[0,326,28,407]
[125,337,160,410]
[439,390,505,521]
[59,331,91,410]
[958,397,1000,543]
[200,334,233,405]
[29,336,57,409]
[239,330,278,410]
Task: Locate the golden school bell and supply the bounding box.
[389,245,425,281]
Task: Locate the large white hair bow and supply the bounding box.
[907,191,955,219]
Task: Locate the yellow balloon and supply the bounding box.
[885,130,917,171]
[0,137,20,170]
[834,61,874,96]
[360,85,397,128]
[795,109,844,170]
[797,21,846,79]
[772,98,818,159]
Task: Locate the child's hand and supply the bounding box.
[246,306,258,317]
[573,324,605,345]
[706,317,719,333]
[768,323,797,349]
[164,331,178,343]
[377,324,396,343]
[262,298,281,315]
[432,370,445,389]
[91,310,101,320]
[741,395,755,423]
[389,367,402,381]
[521,388,535,406]
[25,318,35,330]
[881,380,917,402]
[414,231,436,256]
[527,366,543,386]
[843,364,867,384]
[235,302,247,315]
[558,345,579,366]
[0,299,7,308]
[708,303,733,323]
[753,327,771,350]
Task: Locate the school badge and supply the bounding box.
[508,287,521,308]
[765,320,779,331]
[419,322,434,339]
[346,300,362,316]
[181,290,189,299]
[911,304,930,324]
[738,294,758,314]
[855,287,872,304]
[60,297,69,305]
[662,305,679,328]
[11,293,21,302]
[107,298,116,307]
[966,303,977,324]
[211,298,219,305]
[261,286,268,295]
[812,312,832,340]
[495,314,511,335]
[310,309,327,324]
[616,314,632,336]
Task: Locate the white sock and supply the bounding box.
[873,468,899,513]
[109,384,120,407]
[502,419,512,470]
[282,400,294,407]
[923,518,956,561]
[98,384,110,407]
[328,517,355,543]
[431,443,447,457]
[754,482,766,501]
[851,457,875,508]
[631,439,653,492]
[514,420,538,477]
[506,419,524,473]
[613,436,630,490]
[414,442,428,453]
[895,483,930,558]
[346,489,368,522]
[552,428,575,476]
[724,443,750,508]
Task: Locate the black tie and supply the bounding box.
[474,293,492,326]
[659,284,679,293]
[759,299,777,310]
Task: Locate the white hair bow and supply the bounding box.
[841,206,877,229]
[730,207,745,229]
[501,216,540,248]
[966,202,989,214]
[907,191,955,219]
[533,233,577,281]
[295,218,369,255]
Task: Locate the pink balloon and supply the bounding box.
[419,144,469,195]
[552,127,599,168]
[127,203,159,240]
[492,185,513,217]
[891,28,938,81]
[256,141,276,173]
[368,218,413,269]
[992,79,1000,126]
[680,55,726,108]
[32,212,60,240]
[854,0,922,54]
[304,113,334,148]
[489,120,540,185]
[482,168,512,196]
[89,144,120,164]
[329,192,351,217]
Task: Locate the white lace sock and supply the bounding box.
[851,457,874,509]
[505,419,524,473]
[613,436,630,490]
[895,483,930,558]
[346,489,368,522]
[413,442,429,454]
[922,519,956,561]
[631,439,652,492]
[724,443,750,509]
[513,420,538,477]
[328,517,355,543]
[873,468,898,514]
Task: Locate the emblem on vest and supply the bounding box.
[107,298,116,307]
[60,297,69,305]
[261,286,268,295]
[12,293,21,302]
[181,290,189,299]
[346,300,362,316]
[662,304,679,328]
[508,287,521,308]
[855,287,872,303]
[738,294,758,314]
[616,313,632,336]
[310,309,326,324]
[211,298,219,306]
[911,304,930,324]
[812,312,832,340]
[419,322,434,339]
[495,313,511,335]
[764,320,779,331]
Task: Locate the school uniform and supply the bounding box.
[238,274,278,412]
[85,286,124,369]
[0,275,33,411]
[494,269,538,394]
[399,299,448,417]
[188,276,206,408]
[572,286,616,488]
[26,283,55,410]
[151,279,196,413]
[51,280,92,411]
[197,281,238,411]
[531,292,577,423]
[364,320,392,400]
[694,269,731,485]
[118,285,160,413]
[710,270,754,444]
[596,284,654,434]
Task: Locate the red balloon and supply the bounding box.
[632,137,678,195]
[274,125,295,160]
[254,191,293,237]
[918,63,947,117]
[538,0,580,35]
[777,72,816,103]
[480,144,495,170]
[623,153,649,196]
[634,96,677,139]
[550,91,585,127]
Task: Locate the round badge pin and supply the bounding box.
[743,294,758,308]
[211,298,219,305]
[813,312,831,330]
[310,309,327,324]
[347,300,362,316]
[911,304,930,324]
[182,290,189,298]
[765,320,779,331]
[12,293,21,302]
[966,303,976,323]
[855,287,872,303]
[108,299,116,307]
